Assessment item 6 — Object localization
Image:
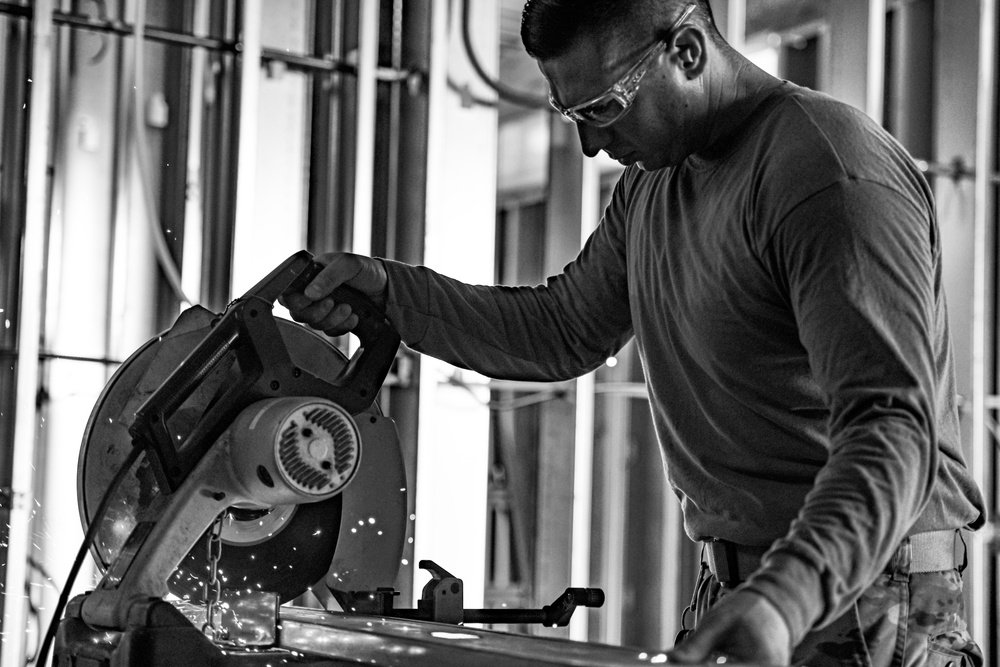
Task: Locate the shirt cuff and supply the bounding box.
[380,258,430,346]
[741,550,826,647]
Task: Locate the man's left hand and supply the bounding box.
[666,589,792,665]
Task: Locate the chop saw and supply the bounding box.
[54,251,757,666]
[72,250,407,619]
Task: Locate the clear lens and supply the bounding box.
[574,95,627,126]
[547,4,694,128]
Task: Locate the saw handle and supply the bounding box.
[322,282,399,404]
[282,258,399,401]
[286,259,389,343]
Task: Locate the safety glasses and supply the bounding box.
[549,3,696,128]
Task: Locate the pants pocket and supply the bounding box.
[923,632,984,667]
[791,574,904,667]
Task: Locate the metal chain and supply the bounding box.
[201,512,226,639]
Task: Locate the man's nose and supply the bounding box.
[576,122,611,158]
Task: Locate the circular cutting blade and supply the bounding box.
[78,314,376,603]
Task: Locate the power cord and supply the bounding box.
[33,445,143,667]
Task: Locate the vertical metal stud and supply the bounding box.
[972,0,997,655]
[352,0,379,258]
[2,1,55,664]
[233,0,262,283]
[0,8,32,640]
[867,0,887,123]
[569,155,599,642]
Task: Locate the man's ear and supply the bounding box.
[674,26,707,79]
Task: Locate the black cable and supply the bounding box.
[459,0,550,109]
[25,595,41,665]
[34,444,144,667]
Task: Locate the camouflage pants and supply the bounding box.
[681,557,983,666]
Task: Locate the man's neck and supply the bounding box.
[696,59,785,160]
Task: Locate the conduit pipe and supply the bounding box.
[353,0,379,257]
[233,0,262,284]
[866,0,886,123]
[569,156,600,642]
[971,0,997,652]
[725,0,745,54]
[1,2,54,666]
[181,0,212,304]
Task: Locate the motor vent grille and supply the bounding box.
[276,402,360,496]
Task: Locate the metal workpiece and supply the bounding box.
[280,607,760,667]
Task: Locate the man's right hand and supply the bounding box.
[279,252,388,336]
[666,589,792,665]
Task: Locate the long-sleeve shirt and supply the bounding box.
[379,82,985,645]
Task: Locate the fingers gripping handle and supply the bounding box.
[329,282,394,351]
[282,254,400,412]
[326,282,400,407]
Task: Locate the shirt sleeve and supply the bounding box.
[379,184,635,381]
[742,176,940,644]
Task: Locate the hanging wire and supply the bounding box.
[133,0,195,307]
[459,0,550,109]
[443,371,651,411]
[445,372,567,410]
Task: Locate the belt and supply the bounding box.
[704,529,961,587]
[703,540,769,587]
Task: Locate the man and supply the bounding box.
[282,0,985,664]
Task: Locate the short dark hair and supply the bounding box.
[521,0,724,61]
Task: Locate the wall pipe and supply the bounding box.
[886,0,934,159]
[200,2,239,312]
[352,0,379,258]
[972,0,997,655]
[386,0,435,605]
[0,1,229,50]
[866,0,887,123]
[180,0,211,305]
[569,156,600,642]
[305,0,343,254]
[232,0,261,283]
[0,0,30,526]
[0,3,30,656]
[0,3,414,80]
[725,0,746,53]
[1,1,54,665]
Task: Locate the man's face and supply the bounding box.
[540,31,695,172]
